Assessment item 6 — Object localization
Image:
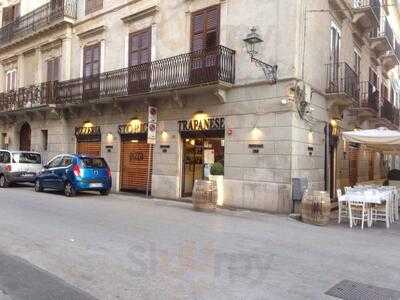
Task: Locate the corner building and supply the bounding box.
[0,0,399,213]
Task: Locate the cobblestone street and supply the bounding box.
[0,187,400,299]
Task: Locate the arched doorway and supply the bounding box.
[19,123,31,151]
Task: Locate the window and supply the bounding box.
[191,5,220,52]
[12,153,41,164]
[5,69,16,92]
[80,157,108,168]
[85,0,103,15]
[2,4,20,26]
[46,58,60,81]
[47,156,62,168]
[330,23,341,65]
[354,50,361,79]
[0,152,11,163]
[129,29,151,67]
[391,88,395,104]
[41,130,48,151]
[60,156,73,167]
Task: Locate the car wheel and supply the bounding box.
[0,175,9,188]
[64,182,76,197]
[100,189,110,196]
[34,179,43,192]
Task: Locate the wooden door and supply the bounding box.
[76,141,101,157]
[190,5,220,84]
[19,123,31,151]
[349,147,359,187]
[83,43,101,100]
[120,141,152,192]
[128,29,151,94]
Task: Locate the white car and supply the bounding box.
[0,150,43,188]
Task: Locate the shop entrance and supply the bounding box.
[119,125,153,193]
[75,126,101,157]
[182,137,224,197]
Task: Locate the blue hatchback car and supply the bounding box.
[35,154,112,197]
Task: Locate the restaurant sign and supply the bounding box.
[178,117,225,133]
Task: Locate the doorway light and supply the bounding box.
[83,120,93,128]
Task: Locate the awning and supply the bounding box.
[342,127,400,153]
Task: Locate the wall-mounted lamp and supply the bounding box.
[83,120,93,128]
[243,27,278,83]
[192,111,209,121]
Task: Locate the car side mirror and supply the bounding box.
[43,164,49,169]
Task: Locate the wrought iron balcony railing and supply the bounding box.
[371,17,394,49]
[0,0,77,47]
[352,0,381,22]
[0,46,235,112]
[326,62,359,101]
[358,81,379,112]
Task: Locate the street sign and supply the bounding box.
[147,106,157,145]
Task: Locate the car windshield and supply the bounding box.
[81,158,108,169]
[13,153,41,164]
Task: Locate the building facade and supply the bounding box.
[0,0,398,212]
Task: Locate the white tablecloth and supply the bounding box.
[338,188,394,204]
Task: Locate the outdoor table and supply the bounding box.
[338,187,394,205]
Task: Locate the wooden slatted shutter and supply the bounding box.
[47,58,60,81]
[2,7,13,26]
[191,6,220,52]
[128,29,151,93]
[120,141,153,192]
[129,29,151,67]
[2,4,20,26]
[85,0,103,15]
[83,43,101,99]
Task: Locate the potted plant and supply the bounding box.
[208,162,224,206]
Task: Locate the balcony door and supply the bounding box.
[128,28,151,94]
[190,5,220,84]
[83,43,101,100]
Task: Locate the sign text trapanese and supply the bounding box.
[178,117,225,132]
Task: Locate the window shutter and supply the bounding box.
[129,29,151,67]
[2,7,12,26]
[191,12,205,52]
[191,6,220,52]
[85,0,103,15]
[83,44,101,77]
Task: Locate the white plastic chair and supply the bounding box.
[348,199,370,230]
[337,189,348,224]
[371,194,391,229]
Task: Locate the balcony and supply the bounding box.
[326,62,359,108]
[370,17,393,56]
[0,46,235,113]
[353,81,379,117]
[351,0,380,35]
[381,39,400,74]
[379,98,397,128]
[0,0,77,49]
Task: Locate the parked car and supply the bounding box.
[0,150,43,188]
[35,154,112,197]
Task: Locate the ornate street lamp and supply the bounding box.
[243,27,278,84]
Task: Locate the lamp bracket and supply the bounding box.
[250,56,278,84]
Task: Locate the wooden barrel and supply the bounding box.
[192,180,218,212]
[301,191,331,226]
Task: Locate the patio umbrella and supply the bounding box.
[342,127,400,153]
